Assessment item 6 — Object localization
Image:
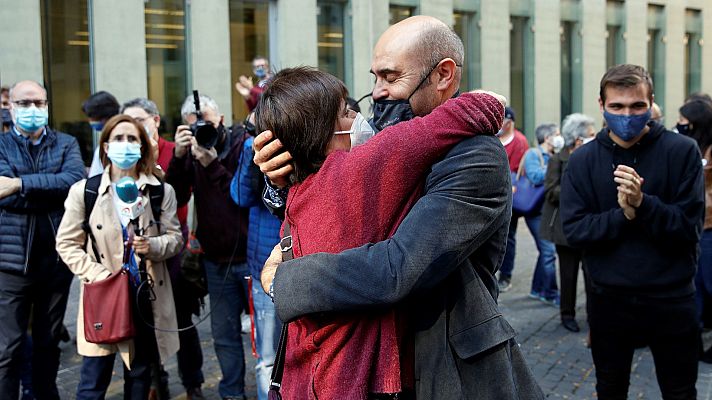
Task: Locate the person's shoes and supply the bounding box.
[528,291,541,300]
[222,397,247,400]
[186,386,206,400]
[562,318,580,332]
[498,276,512,292]
[539,295,560,307]
[59,324,71,343]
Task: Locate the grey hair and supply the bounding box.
[180,94,220,123]
[535,123,558,145]
[415,22,464,85]
[121,97,160,116]
[561,113,596,147]
[9,80,47,99]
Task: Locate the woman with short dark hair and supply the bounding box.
[255,66,504,399]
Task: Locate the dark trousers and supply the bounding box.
[588,290,698,400]
[0,253,73,400]
[76,277,160,399]
[556,245,587,320]
[174,274,204,389]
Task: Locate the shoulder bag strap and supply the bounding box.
[268,220,294,398]
[82,175,103,263]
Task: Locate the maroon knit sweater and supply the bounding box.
[280,92,504,400]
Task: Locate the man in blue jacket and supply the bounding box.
[229,116,282,400]
[561,64,704,399]
[0,80,85,399]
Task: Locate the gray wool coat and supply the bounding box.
[272,135,544,399]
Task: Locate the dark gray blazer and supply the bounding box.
[273,135,544,399]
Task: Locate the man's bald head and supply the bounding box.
[9,80,47,101]
[380,16,464,79]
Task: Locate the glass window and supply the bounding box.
[317,1,345,81]
[40,0,92,164]
[606,0,625,69]
[453,11,480,91]
[560,19,582,118]
[685,9,702,99]
[389,5,415,25]
[510,16,534,140]
[647,5,665,111]
[145,0,187,138]
[229,0,270,121]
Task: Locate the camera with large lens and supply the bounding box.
[190,90,219,149]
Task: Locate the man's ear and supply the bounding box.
[435,58,457,92]
[598,97,604,114]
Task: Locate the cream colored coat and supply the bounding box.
[56,168,183,367]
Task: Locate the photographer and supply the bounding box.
[165,93,250,400]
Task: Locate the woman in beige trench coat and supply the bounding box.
[56,114,183,399]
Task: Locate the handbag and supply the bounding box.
[511,148,546,216]
[83,269,135,344]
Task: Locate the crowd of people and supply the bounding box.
[1,13,712,400]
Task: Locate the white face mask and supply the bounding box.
[551,135,565,153]
[334,112,375,148]
[582,136,595,145]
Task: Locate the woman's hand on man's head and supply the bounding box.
[253,130,294,189]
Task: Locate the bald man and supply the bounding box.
[255,16,542,399]
[0,80,84,398]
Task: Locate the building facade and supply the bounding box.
[1,0,710,158]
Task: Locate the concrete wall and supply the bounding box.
[663,1,685,112]
[624,0,648,66]
[0,0,44,85]
[581,0,606,124]
[91,0,147,102]
[188,0,233,124]
[533,0,561,125]
[420,0,454,26]
[480,0,511,98]
[351,0,390,99]
[274,0,318,69]
[703,4,712,95]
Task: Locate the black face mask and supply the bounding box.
[371,63,439,132]
[676,123,690,136]
[1,108,12,126]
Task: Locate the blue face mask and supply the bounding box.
[254,66,267,79]
[14,106,48,133]
[603,108,652,142]
[89,121,104,132]
[107,142,142,170]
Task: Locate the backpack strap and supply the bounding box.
[82,175,103,263]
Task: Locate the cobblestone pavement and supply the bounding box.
[54,225,712,399]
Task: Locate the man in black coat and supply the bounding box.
[0,80,85,399]
[256,16,543,399]
[561,64,704,399]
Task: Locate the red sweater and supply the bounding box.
[156,137,188,226]
[282,92,503,399]
[504,129,529,173]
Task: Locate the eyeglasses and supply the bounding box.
[13,100,49,108]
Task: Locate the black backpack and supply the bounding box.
[81,174,164,261]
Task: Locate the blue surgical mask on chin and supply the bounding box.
[14,106,48,133]
[603,108,652,142]
[107,142,142,170]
